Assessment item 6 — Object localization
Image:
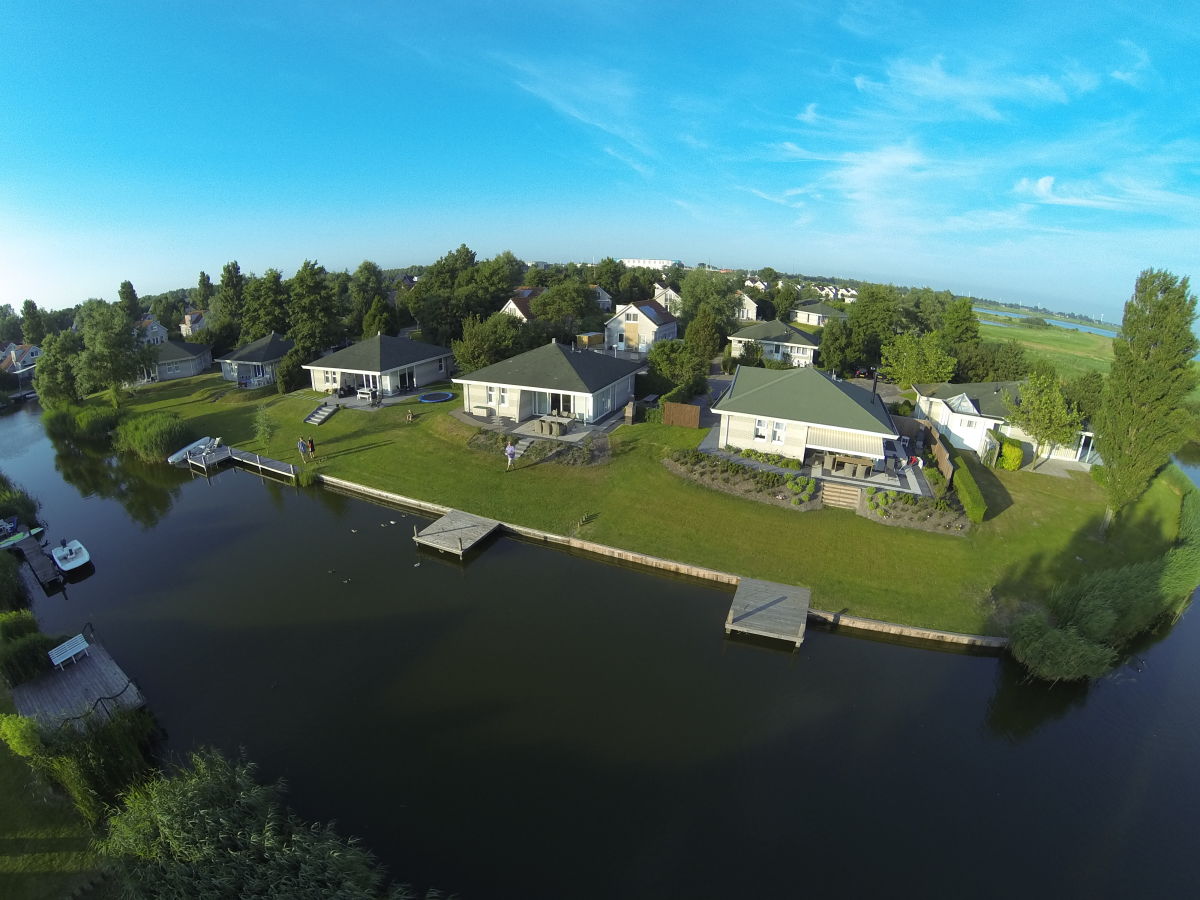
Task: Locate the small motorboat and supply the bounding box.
[0,525,44,549]
[52,539,90,572]
[167,436,219,464]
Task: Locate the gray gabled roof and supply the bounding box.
[730,320,817,347]
[154,341,210,363]
[912,381,1021,419]
[453,341,641,393]
[715,366,897,434]
[215,332,294,365]
[302,334,452,373]
[795,301,848,320]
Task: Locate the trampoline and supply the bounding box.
[419,391,454,403]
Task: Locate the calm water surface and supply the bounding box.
[4,404,1200,899]
[973,307,1119,337]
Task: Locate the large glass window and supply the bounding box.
[771,421,785,443]
[754,418,767,440]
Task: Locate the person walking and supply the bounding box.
[297,437,309,462]
[504,440,517,471]
[306,437,317,461]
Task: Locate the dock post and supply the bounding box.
[457,537,462,557]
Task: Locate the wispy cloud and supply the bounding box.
[1110,40,1152,86]
[1014,175,1124,209]
[796,103,820,123]
[603,146,652,178]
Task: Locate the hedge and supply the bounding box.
[0,632,62,687]
[952,456,988,523]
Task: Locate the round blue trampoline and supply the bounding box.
[419,391,454,403]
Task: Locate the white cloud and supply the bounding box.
[1111,40,1152,86]
[796,103,820,123]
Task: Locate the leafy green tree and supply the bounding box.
[31,330,84,406]
[737,340,764,367]
[1063,370,1105,423]
[647,339,706,386]
[816,317,853,372]
[348,261,387,339]
[20,299,45,345]
[1095,269,1199,522]
[96,749,418,899]
[211,261,246,331]
[678,268,737,327]
[955,339,1028,382]
[1005,372,1081,467]
[253,403,276,450]
[592,257,626,297]
[0,304,22,343]
[192,271,215,311]
[940,297,981,350]
[532,280,593,325]
[117,280,140,322]
[451,312,523,372]
[879,332,956,388]
[683,304,722,365]
[618,269,652,305]
[74,300,142,398]
[361,296,398,339]
[286,260,339,360]
[847,284,899,364]
[772,281,799,321]
[240,269,289,343]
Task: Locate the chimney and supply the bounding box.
[871,370,879,405]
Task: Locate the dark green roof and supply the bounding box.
[154,341,210,363]
[454,342,641,393]
[715,366,896,434]
[912,381,1021,419]
[730,320,817,346]
[216,332,294,364]
[795,302,847,320]
[303,334,452,373]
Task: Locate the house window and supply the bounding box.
[771,421,785,443]
[486,386,495,405]
[499,387,507,407]
[438,358,445,372]
[964,419,976,429]
[323,370,335,385]
[625,312,638,322]
[771,344,780,355]
[754,418,767,440]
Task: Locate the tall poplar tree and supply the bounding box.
[1095,269,1198,525]
[117,280,140,322]
[286,260,339,359]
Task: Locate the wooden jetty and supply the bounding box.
[725,578,811,648]
[185,445,298,482]
[12,533,61,587]
[413,509,501,558]
[11,642,145,729]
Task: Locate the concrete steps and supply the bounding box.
[512,437,537,459]
[820,482,862,510]
[304,403,338,426]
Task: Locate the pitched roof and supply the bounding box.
[154,341,210,363]
[511,286,545,301]
[730,320,817,347]
[795,301,847,320]
[912,381,1021,419]
[302,334,452,373]
[610,298,676,327]
[504,297,534,320]
[715,366,897,434]
[454,341,641,393]
[215,332,295,364]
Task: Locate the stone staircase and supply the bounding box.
[512,437,537,459]
[820,482,862,510]
[304,403,338,426]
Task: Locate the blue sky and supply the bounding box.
[1,1,1197,320]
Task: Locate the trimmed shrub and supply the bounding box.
[114,412,193,463]
[952,457,987,523]
[924,466,946,499]
[0,632,61,687]
[0,609,38,642]
[643,407,663,424]
[997,436,1024,471]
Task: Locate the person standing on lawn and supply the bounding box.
[505,440,517,471]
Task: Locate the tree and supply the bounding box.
[0,304,22,343]
[211,261,246,329]
[1005,372,1080,468]
[31,330,84,406]
[683,304,722,365]
[240,269,289,343]
[117,280,140,322]
[1095,269,1199,521]
[879,332,956,388]
[647,339,706,386]
[451,312,523,373]
[348,261,387,339]
[1063,370,1105,423]
[955,339,1028,382]
[817,317,853,373]
[192,271,215,311]
[532,280,592,325]
[361,296,398,339]
[737,340,764,367]
[20,299,45,345]
[592,257,626,297]
[678,268,737,327]
[74,300,143,399]
[847,284,899,364]
[940,297,981,350]
[287,260,339,360]
[97,749,415,899]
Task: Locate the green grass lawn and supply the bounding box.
[0,686,103,900]
[110,374,1188,635]
[979,321,1114,380]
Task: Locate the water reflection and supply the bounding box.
[985,656,1090,740]
[51,437,187,529]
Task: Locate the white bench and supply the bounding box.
[49,634,89,669]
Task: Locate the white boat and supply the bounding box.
[167,436,218,464]
[52,539,90,572]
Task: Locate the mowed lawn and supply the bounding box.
[0,686,103,900]
[979,320,1114,380]
[115,374,1187,635]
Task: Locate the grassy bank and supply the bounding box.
[108,374,1186,635]
[0,685,103,900]
[979,320,1114,380]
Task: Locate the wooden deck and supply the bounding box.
[229,448,298,480]
[11,642,145,729]
[11,533,61,587]
[725,578,811,648]
[413,509,501,558]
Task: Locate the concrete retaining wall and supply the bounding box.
[315,474,1006,649]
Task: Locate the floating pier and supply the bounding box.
[11,533,61,587]
[11,641,145,729]
[725,578,811,648]
[185,445,298,482]
[413,509,501,558]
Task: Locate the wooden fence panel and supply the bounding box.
[662,401,701,428]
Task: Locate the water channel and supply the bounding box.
[4,403,1200,898]
[973,306,1119,337]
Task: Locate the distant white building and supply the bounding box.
[618,258,682,271]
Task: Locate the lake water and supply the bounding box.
[4,403,1200,898]
[973,307,1118,337]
